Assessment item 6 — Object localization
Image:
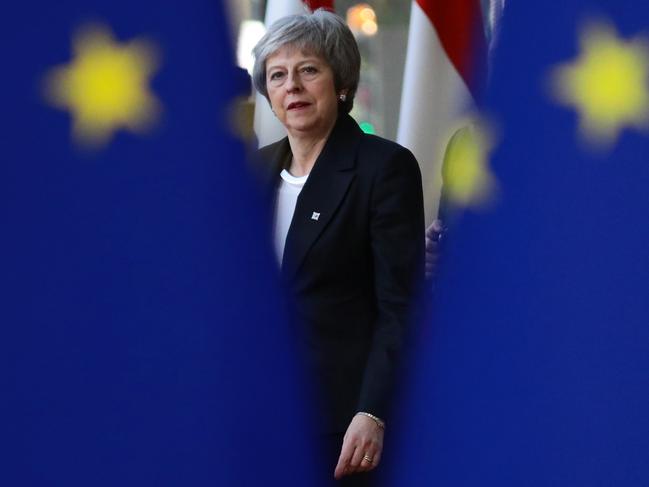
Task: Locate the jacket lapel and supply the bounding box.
[281,115,362,280]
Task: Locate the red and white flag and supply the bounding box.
[254,0,335,147]
[397,0,485,224]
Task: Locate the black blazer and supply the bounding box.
[258,114,425,433]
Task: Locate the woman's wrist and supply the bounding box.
[355,411,385,429]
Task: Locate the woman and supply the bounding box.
[252,10,424,485]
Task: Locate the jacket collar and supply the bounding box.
[263,113,361,179]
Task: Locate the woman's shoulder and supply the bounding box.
[356,132,419,173]
[335,114,414,162]
[359,132,412,155]
[256,137,289,160]
[255,137,292,170]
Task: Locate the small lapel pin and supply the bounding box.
[311,212,320,221]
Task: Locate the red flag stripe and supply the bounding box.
[415,0,485,95]
[303,0,334,12]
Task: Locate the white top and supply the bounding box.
[273,169,309,266]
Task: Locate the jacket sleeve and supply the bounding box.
[356,145,425,420]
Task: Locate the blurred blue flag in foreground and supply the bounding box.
[387,1,649,486]
[1,2,317,485]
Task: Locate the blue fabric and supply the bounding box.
[1,2,318,486]
[385,2,649,486]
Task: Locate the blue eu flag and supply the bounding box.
[1,2,317,486]
[386,2,649,486]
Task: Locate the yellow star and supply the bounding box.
[43,24,162,148]
[441,122,498,208]
[551,21,649,148]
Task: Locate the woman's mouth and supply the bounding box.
[287,101,311,110]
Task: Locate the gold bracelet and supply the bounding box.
[356,411,385,429]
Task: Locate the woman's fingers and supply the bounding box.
[358,447,377,472]
[349,445,366,472]
[334,437,355,479]
[368,447,382,470]
[426,219,445,247]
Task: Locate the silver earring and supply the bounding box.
[339,93,347,102]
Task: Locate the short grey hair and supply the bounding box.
[252,9,361,114]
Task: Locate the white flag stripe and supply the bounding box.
[397,1,476,225]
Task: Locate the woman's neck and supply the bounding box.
[286,122,336,177]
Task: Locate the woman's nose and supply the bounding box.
[286,71,302,92]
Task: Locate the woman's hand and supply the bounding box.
[334,414,384,479]
[425,219,445,280]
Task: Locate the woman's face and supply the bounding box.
[265,46,340,139]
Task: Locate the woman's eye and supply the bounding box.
[269,72,285,81]
[301,66,317,75]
